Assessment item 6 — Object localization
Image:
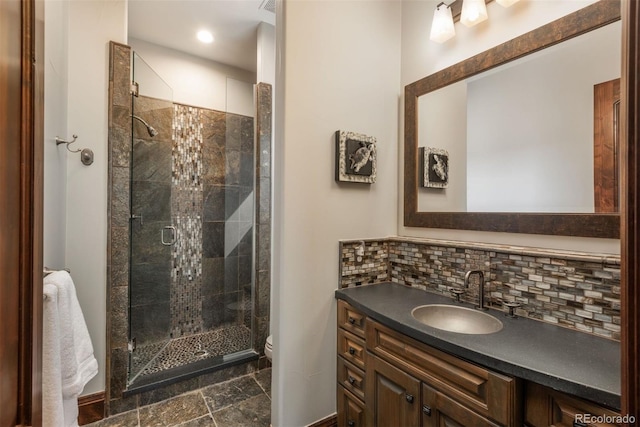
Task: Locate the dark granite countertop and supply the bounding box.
[335,282,621,410]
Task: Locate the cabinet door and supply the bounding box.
[525,382,621,427]
[338,385,366,427]
[366,354,421,427]
[422,383,501,427]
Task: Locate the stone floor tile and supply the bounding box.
[138,392,209,426]
[254,368,271,398]
[176,414,217,426]
[212,393,271,427]
[84,409,139,427]
[201,375,264,412]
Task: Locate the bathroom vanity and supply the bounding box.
[335,283,622,427]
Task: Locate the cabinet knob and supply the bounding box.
[348,347,356,355]
[405,393,414,404]
[347,420,355,427]
[573,422,587,427]
[348,316,356,324]
[348,376,357,386]
[422,405,432,416]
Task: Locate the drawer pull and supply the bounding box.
[348,376,357,386]
[573,422,587,427]
[422,405,432,416]
[347,420,356,427]
[348,316,356,325]
[348,346,356,355]
[405,393,414,404]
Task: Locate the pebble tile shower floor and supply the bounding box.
[131,326,252,379]
[86,368,271,426]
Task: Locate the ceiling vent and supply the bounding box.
[259,0,276,14]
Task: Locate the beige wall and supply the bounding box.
[399,0,620,254]
[44,0,68,269]
[65,0,127,395]
[129,38,256,114]
[272,0,401,425]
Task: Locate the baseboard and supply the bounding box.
[307,413,338,427]
[78,391,105,425]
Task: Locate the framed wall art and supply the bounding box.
[421,147,449,188]
[335,130,377,184]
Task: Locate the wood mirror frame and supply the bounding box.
[404,0,621,238]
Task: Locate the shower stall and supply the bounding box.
[125,52,258,387]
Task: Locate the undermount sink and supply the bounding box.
[411,304,503,334]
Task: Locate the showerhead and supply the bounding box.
[132,115,159,138]
[147,125,159,137]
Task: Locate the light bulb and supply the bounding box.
[429,3,455,44]
[495,0,520,7]
[197,30,214,44]
[460,0,488,27]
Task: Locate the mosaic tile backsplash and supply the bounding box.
[340,238,621,340]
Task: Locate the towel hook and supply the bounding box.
[55,134,94,166]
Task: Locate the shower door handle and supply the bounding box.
[161,225,177,246]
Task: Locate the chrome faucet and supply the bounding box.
[465,270,487,310]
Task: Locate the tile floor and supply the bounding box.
[87,369,271,427]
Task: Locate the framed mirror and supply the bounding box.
[404,0,621,238]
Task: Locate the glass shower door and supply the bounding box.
[128,52,174,384]
[127,55,258,388]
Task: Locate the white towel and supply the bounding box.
[43,283,64,427]
[43,271,98,427]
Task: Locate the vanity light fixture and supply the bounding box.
[197,30,214,44]
[429,2,456,43]
[430,0,521,43]
[460,0,488,27]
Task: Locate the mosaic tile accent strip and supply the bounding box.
[341,237,621,340]
[339,240,389,287]
[171,104,204,337]
[132,325,251,378]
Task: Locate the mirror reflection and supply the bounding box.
[418,21,621,214]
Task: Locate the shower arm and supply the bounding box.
[132,115,159,137]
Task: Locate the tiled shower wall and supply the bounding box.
[107,42,272,416]
[128,99,254,343]
[340,238,621,340]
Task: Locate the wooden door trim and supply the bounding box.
[621,0,640,420]
[18,0,43,424]
[594,79,620,213]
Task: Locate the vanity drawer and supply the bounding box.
[338,328,366,370]
[337,356,366,401]
[366,319,518,426]
[337,385,366,427]
[338,300,366,338]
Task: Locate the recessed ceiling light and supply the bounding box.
[197,30,214,44]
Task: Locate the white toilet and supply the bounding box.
[264,335,273,362]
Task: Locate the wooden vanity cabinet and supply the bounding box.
[524,382,622,427]
[336,300,520,427]
[366,319,520,426]
[337,301,368,427]
[337,299,622,427]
